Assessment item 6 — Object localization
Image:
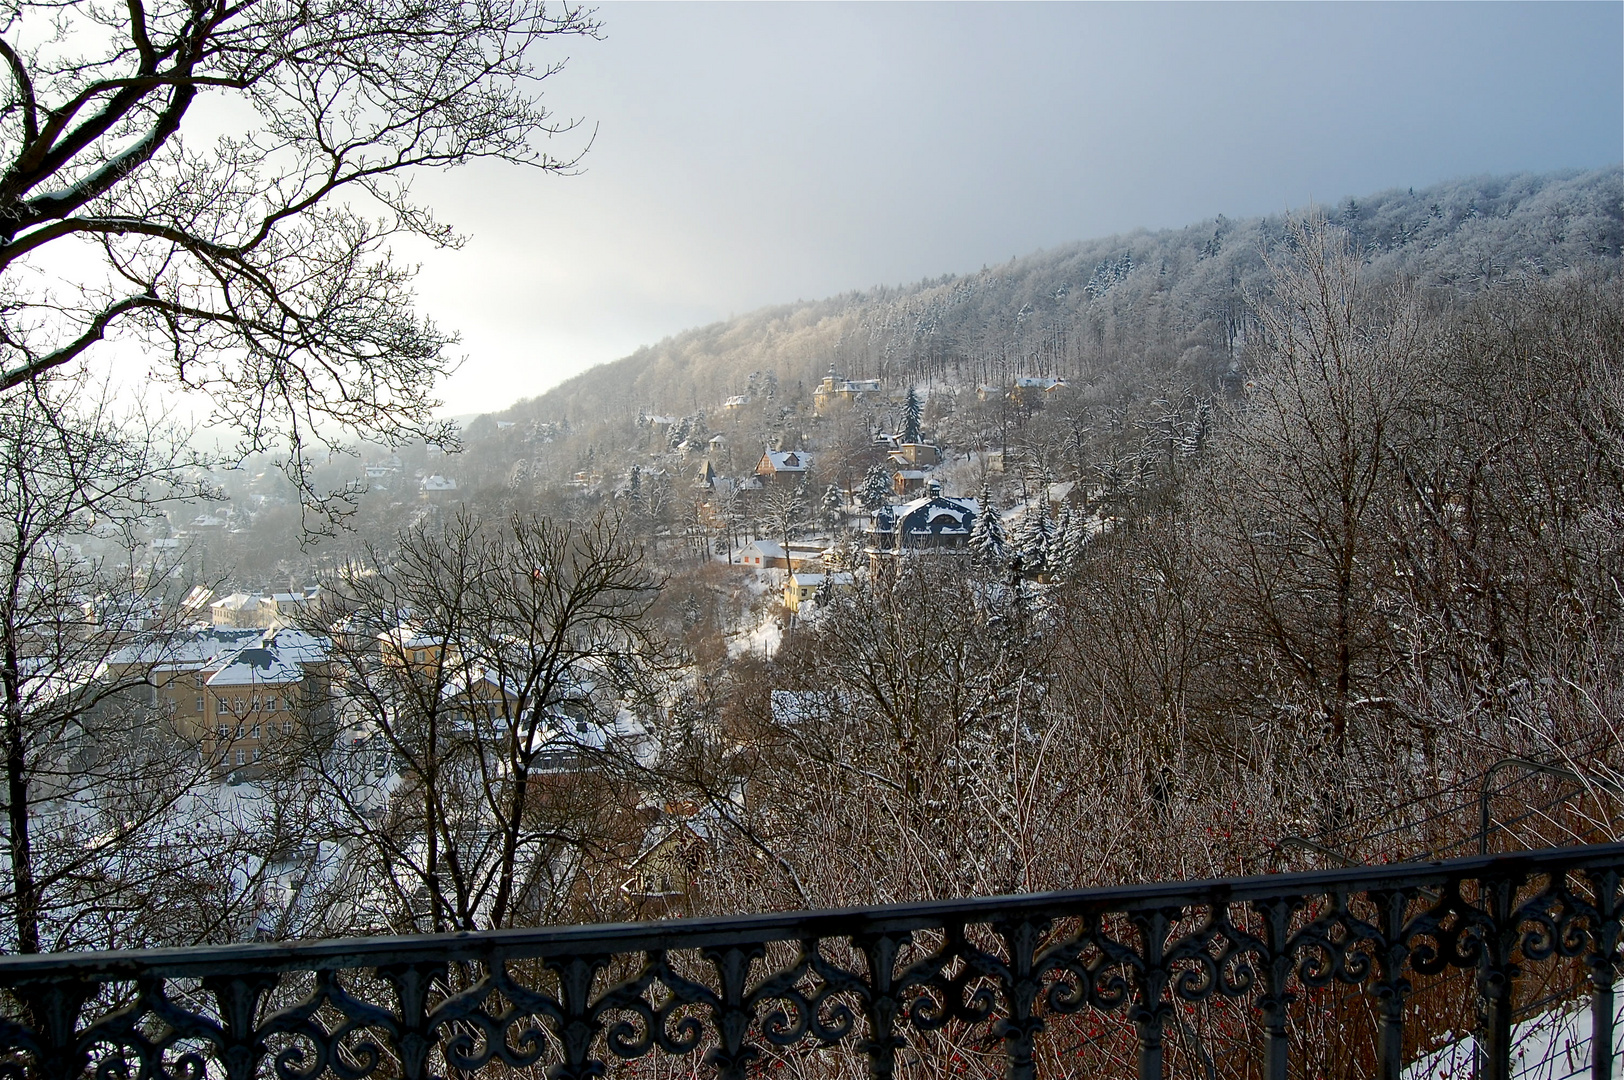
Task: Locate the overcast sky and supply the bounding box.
[408,2,1624,416]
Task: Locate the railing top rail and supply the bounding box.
[1,841,1619,984]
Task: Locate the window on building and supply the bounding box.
[217,725,230,740]
[266,696,278,711]
[414,649,426,663]
[236,748,246,766]
[236,723,245,738]
[250,697,259,711]
[250,724,260,740]
[196,696,205,712]
[253,746,261,762]
[283,720,294,736]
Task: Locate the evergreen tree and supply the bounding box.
[822,484,845,530]
[903,386,923,444]
[1052,504,1074,577]
[861,464,893,510]
[1017,499,1053,574]
[968,484,1007,566]
[626,464,643,508]
[1060,504,1090,571]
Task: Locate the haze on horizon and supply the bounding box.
[413,1,1624,418]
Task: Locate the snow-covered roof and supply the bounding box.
[109,627,264,669]
[420,474,457,491]
[263,628,330,665]
[893,495,980,518]
[207,647,304,687]
[788,573,854,588]
[759,450,811,472]
[380,623,443,652]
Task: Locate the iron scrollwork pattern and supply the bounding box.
[0,843,1619,1080]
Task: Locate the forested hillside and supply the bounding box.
[513,168,1620,430]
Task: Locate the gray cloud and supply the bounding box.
[410,1,1624,414]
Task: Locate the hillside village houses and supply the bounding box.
[79,357,1055,884]
[812,368,882,414]
[210,587,321,629]
[754,449,813,485]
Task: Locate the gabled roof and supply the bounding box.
[876,495,981,537]
[759,450,811,472]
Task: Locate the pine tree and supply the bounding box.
[968,484,1007,566]
[1017,499,1053,574]
[902,386,923,444]
[821,484,844,530]
[861,464,892,510]
[626,464,643,508]
[1061,505,1090,570]
[1052,503,1073,577]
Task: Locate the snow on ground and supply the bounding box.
[1403,984,1621,1079]
[728,613,783,660]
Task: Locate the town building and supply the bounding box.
[868,486,980,557]
[813,369,883,414]
[783,571,854,614]
[754,449,813,485]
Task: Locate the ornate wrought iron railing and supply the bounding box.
[0,843,1620,1080]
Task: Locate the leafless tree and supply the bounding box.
[0,372,268,953]
[0,0,599,505]
[1210,218,1426,753]
[295,509,668,933]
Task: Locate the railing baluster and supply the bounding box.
[549,953,608,1080]
[1589,867,1622,1080]
[1254,897,1295,1080]
[703,943,764,1080]
[203,972,277,1080]
[1370,888,1413,1080]
[1477,875,1517,1080]
[1130,910,1171,1080]
[1595,975,1617,1080]
[857,932,907,1080]
[14,976,90,1080]
[378,961,447,1080]
[995,918,1047,1080]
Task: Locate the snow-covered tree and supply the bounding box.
[1051,504,1074,578]
[1016,499,1054,574]
[861,465,893,510]
[968,484,1007,566]
[822,484,845,530]
[1059,504,1091,571]
[902,386,923,444]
